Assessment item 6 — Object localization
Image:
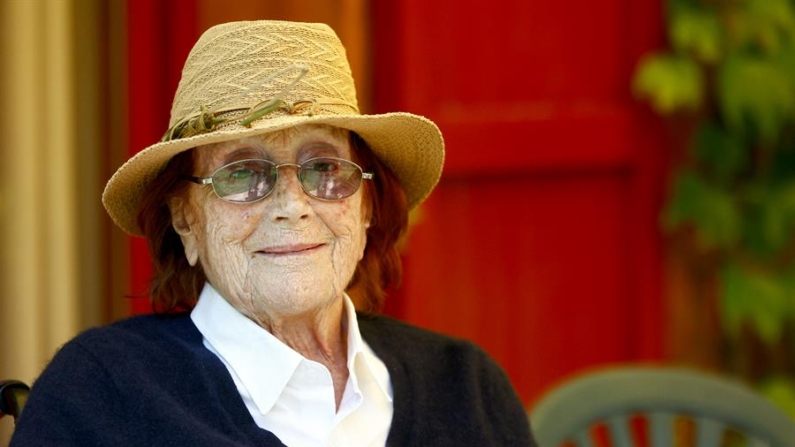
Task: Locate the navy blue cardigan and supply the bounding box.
[11,312,536,446]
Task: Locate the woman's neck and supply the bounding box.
[252,298,351,409]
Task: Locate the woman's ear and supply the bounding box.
[168,196,199,266]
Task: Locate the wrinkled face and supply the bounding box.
[169,124,369,321]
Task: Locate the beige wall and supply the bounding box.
[0,0,126,442]
[1,0,79,389]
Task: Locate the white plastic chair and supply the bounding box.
[530,366,795,447]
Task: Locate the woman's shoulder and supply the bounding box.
[31,312,207,398]
[74,311,193,340]
[56,312,199,361]
[357,312,462,343]
[356,312,489,365]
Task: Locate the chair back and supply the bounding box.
[0,380,30,424]
[530,366,795,447]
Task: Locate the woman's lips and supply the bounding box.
[257,243,324,256]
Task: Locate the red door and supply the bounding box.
[372,0,669,405]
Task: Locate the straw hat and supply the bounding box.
[102,20,445,235]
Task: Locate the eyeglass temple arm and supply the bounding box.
[185,176,213,185]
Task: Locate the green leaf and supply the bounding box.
[663,170,741,250]
[771,43,795,90]
[720,263,789,343]
[670,7,723,63]
[721,263,749,338]
[762,182,795,250]
[692,122,748,184]
[632,53,705,114]
[759,376,795,419]
[770,141,795,183]
[774,181,795,215]
[738,180,795,256]
[717,55,795,143]
[739,182,770,256]
[760,200,787,250]
[746,0,795,48]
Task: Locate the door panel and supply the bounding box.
[372,0,668,404]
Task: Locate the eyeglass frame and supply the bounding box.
[185,156,374,203]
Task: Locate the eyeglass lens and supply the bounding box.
[210,157,366,203]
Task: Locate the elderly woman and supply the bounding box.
[11,20,535,446]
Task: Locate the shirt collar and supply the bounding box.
[190,283,392,415]
[343,291,393,403]
[191,283,301,414]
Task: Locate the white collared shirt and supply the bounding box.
[191,283,394,447]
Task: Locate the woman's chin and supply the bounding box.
[243,283,343,318]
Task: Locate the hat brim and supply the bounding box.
[102,112,445,235]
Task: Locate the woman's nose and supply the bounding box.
[267,165,312,220]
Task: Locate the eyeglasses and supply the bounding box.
[186,157,374,203]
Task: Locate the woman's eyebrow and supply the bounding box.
[299,140,348,156]
[216,145,269,163]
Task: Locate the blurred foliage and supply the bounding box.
[633,0,795,413]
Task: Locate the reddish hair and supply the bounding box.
[137,150,204,312]
[136,132,408,313]
[347,133,409,311]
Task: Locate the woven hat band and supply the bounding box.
[169,21,359,129]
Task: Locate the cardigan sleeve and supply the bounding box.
[360,314,537,447]
[10,338,136,447]
[424,340,536,447]
[471,343,537,446]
